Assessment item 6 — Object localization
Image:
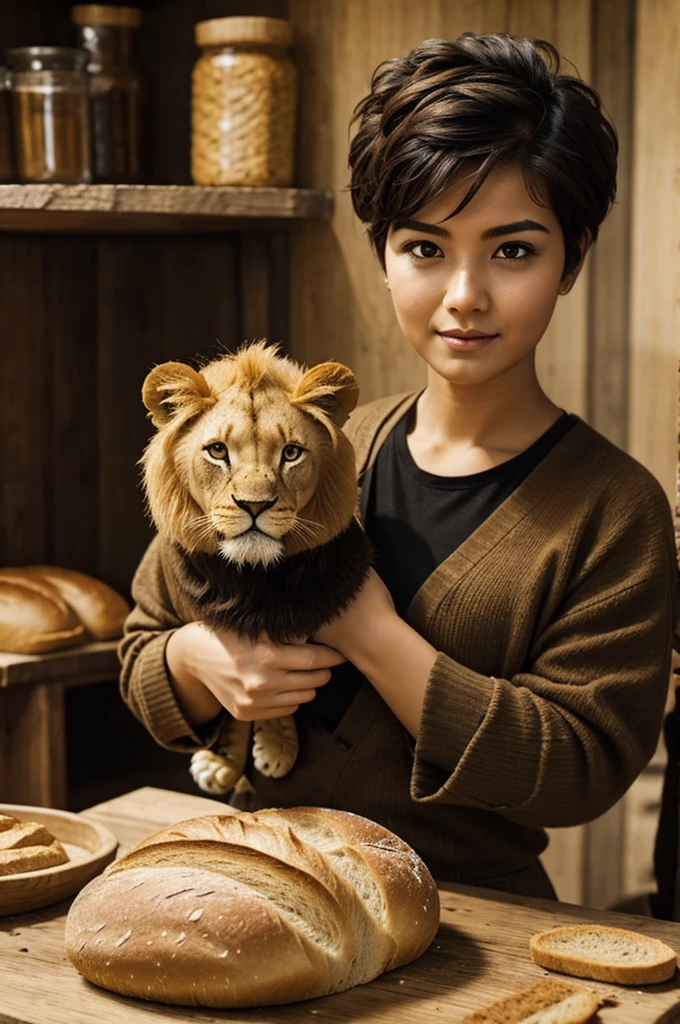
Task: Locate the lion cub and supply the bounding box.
[141,341,371,794]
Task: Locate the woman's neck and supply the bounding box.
[408,364,563,475]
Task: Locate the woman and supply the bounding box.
[120,33,678,899]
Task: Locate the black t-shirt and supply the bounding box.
[303,409,576,731]
[368,409,576,617]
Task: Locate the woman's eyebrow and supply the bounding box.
[391,217,550,239]
[481,219,550,240]
[392,219,450,237]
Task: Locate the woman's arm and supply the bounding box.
[119,536,215,751]
[316,504,677,830]
[314,569,437,737]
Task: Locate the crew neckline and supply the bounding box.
[397,409,574,490]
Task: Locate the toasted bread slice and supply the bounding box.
[530,924,678,985]
[460,979,600,1023]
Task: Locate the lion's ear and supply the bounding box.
[142,362,215,428]
[292,362,359,428]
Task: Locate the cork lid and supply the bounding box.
[71,5,142,29]
[195,16,293,49]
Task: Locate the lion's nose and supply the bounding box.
[232,496,278,518]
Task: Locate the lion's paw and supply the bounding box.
[189,749,240,795]
[252,716,299,778]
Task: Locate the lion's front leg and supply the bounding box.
[252,715,299,778]
[189,717,252,795]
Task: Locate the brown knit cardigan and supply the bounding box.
[119,392,679,883]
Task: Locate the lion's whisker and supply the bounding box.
[288,517,323,544]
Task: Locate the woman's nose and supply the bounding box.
[442,265,490,315]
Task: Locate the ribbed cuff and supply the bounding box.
[134,632,210,751]
[412,653,545,811]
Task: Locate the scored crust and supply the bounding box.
[529,924,678,985]
[65,806,440,1008]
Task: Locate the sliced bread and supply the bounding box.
[530,924,677,985]
[460,979,600,1023]
[0,813,69,876]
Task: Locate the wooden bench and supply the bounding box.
[0,641,121,808]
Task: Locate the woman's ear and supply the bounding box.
[559,232,592,295]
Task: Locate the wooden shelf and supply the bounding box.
[0,184,334,233]
[0,640,120,689]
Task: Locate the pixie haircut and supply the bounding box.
[348,33,618,278]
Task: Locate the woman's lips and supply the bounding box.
[437,331,499,351]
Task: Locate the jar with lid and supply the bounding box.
[7,47,91,184]
[0,66,13,182]
[71,4,143,183]
[191,16,297,187]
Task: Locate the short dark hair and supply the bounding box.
[348,33,618,277]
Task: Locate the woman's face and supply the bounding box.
[384,163,579,390]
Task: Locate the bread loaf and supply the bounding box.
[0,575,85,654]
[0,566,129,653]
[460,979,600,1024]
[529,924,678,985]
[0,813,69,876]
[65,806,440,1007]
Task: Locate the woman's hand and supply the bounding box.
[165,623,346,727]
[313,568,397,656]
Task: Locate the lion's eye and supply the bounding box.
[204,442,229,463]
[281,443,304,464]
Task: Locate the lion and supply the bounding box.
[140,341,371,795]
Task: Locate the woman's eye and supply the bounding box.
[281,443,304,464]
[404,240,443,260]
[495,242,534,261]
[205,442,229,462]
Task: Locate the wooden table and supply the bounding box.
[2,787,680,1023]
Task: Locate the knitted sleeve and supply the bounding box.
[411,480,678,829]
[118,536,223,753]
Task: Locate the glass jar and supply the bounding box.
[191,16,297,187]
[0,66,13,182]
[71,4,142,183]
[7,47,91,184]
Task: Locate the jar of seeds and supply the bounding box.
[7,47,91,184]
[191,16,296,187]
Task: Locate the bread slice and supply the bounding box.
[460,979,600,1023]
[530,924,678,985]
[0,814,69,876]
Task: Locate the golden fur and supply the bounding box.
[142,343,360,566]
[140,343,365,795]
[139,343,366,795]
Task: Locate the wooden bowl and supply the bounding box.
[0,803,118,916]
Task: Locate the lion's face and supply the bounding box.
[141,344,360,566]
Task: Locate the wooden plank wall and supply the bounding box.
[286,0,656,908]
[629,0,680,501]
